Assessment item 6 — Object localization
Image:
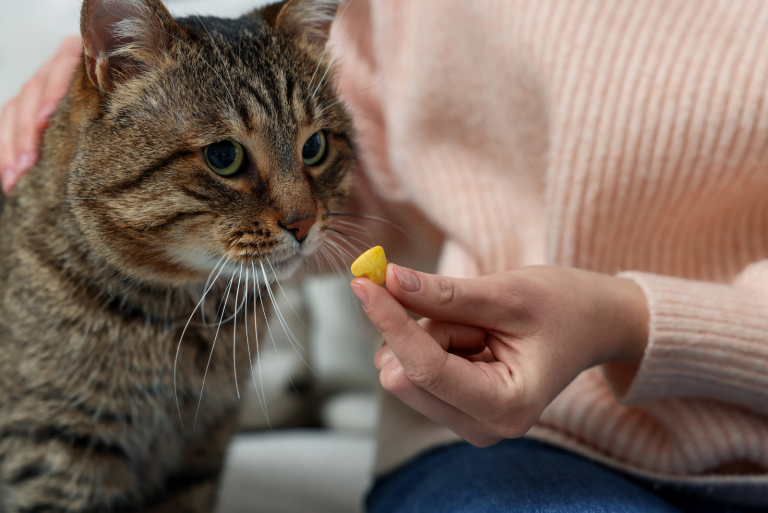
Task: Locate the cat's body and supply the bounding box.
[0,0,353,510]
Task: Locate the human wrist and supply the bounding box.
[606,276,649,366]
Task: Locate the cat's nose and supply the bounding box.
[283,216,317,243]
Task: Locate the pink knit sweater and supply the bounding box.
[334,0,768,505]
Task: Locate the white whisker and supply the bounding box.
[193,269,236,434]
[252,264,270,427]
[260,262,317,381]
[321,243,365,323]
[243,267,268,422]
[306,0,353,94]
[195,287,247,327]
[262,261,305,351]
[173,254,229,427]
[255,263,298,395]
[332,219,373,238]
[232,264,244,399]
[328,228,372,250]
[325,238,358,264]
[266,259,309,333]
[312,26,355,99]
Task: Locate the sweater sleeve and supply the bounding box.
[603,261,768,417]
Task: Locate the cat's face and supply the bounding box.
[68,0,353,286]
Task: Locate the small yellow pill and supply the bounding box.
[350,246,388,285]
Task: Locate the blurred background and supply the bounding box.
[0,1,442,511]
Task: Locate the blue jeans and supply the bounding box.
[366,439,761,513]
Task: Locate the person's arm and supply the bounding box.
[352,264,649,446]
[0,36,81,194]
[602,261,768,412]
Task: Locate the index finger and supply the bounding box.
[351,277,512,419]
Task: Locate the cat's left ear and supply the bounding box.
[265,0,341,47]
[81,0,178,93]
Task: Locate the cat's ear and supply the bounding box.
[263,0,340,47]
[80,0,178,93]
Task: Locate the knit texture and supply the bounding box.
[333,0,768,505]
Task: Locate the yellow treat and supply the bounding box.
[351,246,388,285]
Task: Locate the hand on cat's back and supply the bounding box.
[0,35,81,194]
[351,264,650,447]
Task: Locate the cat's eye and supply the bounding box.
[204,140,246,176]
[302,131,327,166]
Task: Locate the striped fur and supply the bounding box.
[0,0,351,510]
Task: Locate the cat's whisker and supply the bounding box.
[331,219,373,238]
[193,285,248,327]
[251,263,271,427]
[265,259,310,334]
[232,263,244,399]
[255,262,299,396]
[311,25,355,99]
[355,62,391,95]
[193,268,237,434]
[328,212,411,240]
[321,242,364,321]
[325,239,358,267]
[173,253,229,427]
[201,240,240,326]
[328,228,371,253]
[319,243,347,272]
[260,262,315,376]
[243,266,268,422]
[316,99,342,116]
[264,264,310,356]
[306,0,354,94]
[309,245,335,275]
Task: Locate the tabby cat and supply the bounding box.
[0,0,354,510]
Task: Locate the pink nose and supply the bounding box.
[284,216,316,243]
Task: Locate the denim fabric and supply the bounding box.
[366,439,760,513]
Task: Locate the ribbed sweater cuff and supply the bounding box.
[606,272,768,415]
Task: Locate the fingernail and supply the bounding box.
[16,151,34,171]
[393,265,420,292]
[38,102,56,120]
[351,283,369,308]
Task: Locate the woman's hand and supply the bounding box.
[0,36,82,194]
[351,265,649,447]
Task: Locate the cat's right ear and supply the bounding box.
[261,0,340,47]
[81,0,178,93]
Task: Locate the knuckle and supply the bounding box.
[434,276,456,306]
[377,315,404,340]
[407,364,441,391]
[379,364,409,395]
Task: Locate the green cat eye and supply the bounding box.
[204,140,245,176]
[302,131,327,166]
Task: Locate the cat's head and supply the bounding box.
[67,0,354,286]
